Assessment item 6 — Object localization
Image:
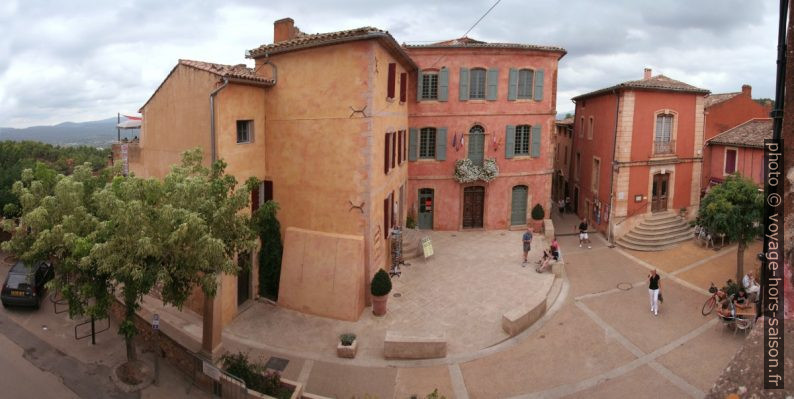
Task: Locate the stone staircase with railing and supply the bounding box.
[616,211,692,251]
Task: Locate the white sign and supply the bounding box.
[618,192,625,200]
[203,361,221,381]
[152,313,160,330]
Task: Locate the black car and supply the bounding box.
[1,260,53,309]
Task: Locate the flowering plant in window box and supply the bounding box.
[453,158,499,183]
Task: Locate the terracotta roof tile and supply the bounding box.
[556,117,574,125]
[179,59,274,85]
[405,36,566,55]
[707,118,772,148]
[704,92,741,108]
[572,74,709,100]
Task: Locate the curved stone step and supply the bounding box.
[641,216,684,227]
[617,233,691,251]
[633,221,690,233]
[630,225,692,239]
[623,230,692,244]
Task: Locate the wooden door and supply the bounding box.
[418,188,434,229]
[463,186,485,228]
[510,185,528,225]
[651,173,669,212]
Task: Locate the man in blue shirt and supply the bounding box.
[522,227,533,265]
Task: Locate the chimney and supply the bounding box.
[274,18,296,44]
[741,84,752,97]
[643,68,652,79]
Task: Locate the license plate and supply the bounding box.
[11,290,24,297]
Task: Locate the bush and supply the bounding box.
[339,333,356,346]
[406,209,417,229]
[531,204,544,220]
[221,352,292,399]
[370,268,392,297]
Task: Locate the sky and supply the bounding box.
[0,0,780,128]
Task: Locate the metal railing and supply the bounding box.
[653,139,675,155]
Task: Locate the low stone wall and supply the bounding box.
[384,330,447,359]
[501,296,548,337]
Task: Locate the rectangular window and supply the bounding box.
[656,114,673,141]
[517,69,534,99]
[515,125,530,155]
[392,131,397,169]
[387,63,396,99]
[725,148,737,175]
[421,73,439,100]
[383,197,390,239]
[400,73,407,103]
[398,130,403,165]
[384,132,390,174]
[469,68,486,99]
[236,120,252,143]
[575,153,580,181]
[419,128,436,158]
[592,158,600,193]
[578,117,584,138]
[587,117,594,140]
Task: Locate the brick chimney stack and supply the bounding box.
[644,68,652,79]
[274,18,296,43]
[742,84,752,97]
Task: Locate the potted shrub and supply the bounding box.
[370,268,392,316]
[531,204,545,232]
[337,333,357,358]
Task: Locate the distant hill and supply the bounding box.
[0,117,136,147]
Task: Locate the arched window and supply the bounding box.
[468,125,485,165]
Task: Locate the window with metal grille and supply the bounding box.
[419,128,436,158]
[515,125,530,155]
[517,69,534,99]
[421,73,438,100]
[236,120,252,143]
[469,68,486,99]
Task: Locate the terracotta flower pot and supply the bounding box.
[372,294,389,316]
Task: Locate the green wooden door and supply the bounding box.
[468,125,485,165]
[511,185,528,225]
[418,188,434,229]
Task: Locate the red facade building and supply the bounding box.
[704,118,771,188]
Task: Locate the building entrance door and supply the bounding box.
[510,185,528,226]
[463,186,485,228]
[418,188,434,229]
[651,173,669,212]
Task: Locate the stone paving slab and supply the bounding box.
[562,364,690,399]
[624,240,721,273]
[394,366,455,399]
[676,241,763,291]
[459,304,637,398]
[562,245,649,299]
[304,360,397,398]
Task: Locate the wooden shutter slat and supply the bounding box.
[398,130,403,165]
[392,132,397,169]
[400,72,407,103]
[438,68,449,102]
[459,68,469,101]
[436,128,447,161]
[384,132,390,174]
[533,69,544,101]
[264,180,273,202]
[508,68,518,100]
[416,71,424,101]
[486,68,499,100]
[531,125,542,157]
[387,63,396,99]
[408,128,418,161]
[384,197,389,239]
[505,125,516,159]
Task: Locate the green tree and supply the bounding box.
[697,175,763,281]
[1,149,256,364]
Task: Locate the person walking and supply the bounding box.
[558,198,565,215]
[522,227,533,265]
[648,269,661,316]
[577,218,591,249]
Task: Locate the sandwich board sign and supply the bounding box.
[421,236,433,259]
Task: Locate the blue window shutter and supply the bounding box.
[436,128,447,161]
[508,68,518,101]
[409,128,418,161]
[438,68,449,102]
[459,68,469,101]
[486,68,499,100]
[416,71,424,101]
[533,69,544,101]
[505,125,516,159]
[531,125,542,157]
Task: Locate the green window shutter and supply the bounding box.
[435,128,447,161]
[416,71,424,101]
[533,69,544,101]
[508,68,518,101]
[486,68,499,100]
[531,125,542,157]
[459,68,469,101]
[505,125,516,159]
[409,128,418,161]
[438,68,449,102]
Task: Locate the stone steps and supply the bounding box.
[616,212,692,251]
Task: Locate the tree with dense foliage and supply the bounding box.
[1,148,256,364]
[697,174,763,281]
[252,201,283,300]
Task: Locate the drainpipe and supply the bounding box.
[607,89,621,246]
[209,78,229,163]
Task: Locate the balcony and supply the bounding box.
[653,139,675,156]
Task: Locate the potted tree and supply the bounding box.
[337,333,357,358]
[371,268,392,316]
[531,204,545,232]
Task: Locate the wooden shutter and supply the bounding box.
[400,72,407,103]
[391,132,397,169]
[438,68,449,101]
[505,125,516,159]
[416,71,424,101]
[459,68,469,101]
[508,68,518,100]
[384,132,390,174]
[436,128,447,161]
[263,180,273,202]
[408,128,418,161]
[387,63,396,99]
[397,131,403,164]
[486,68,499,100]
[251,187,260,213]
[384,197,390,239]
[531,125,542,157]
[533,69,544,101]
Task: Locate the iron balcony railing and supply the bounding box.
[653,139,675,155]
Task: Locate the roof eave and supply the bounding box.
[573,85,709,101]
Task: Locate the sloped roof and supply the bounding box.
[572,74,709,100]
[706,118,772,148]
[404,36,567,57]
[246,27,417,69]
[556,117,574,125]
[704,92,741,108]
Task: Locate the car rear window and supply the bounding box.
[6,274,31,289]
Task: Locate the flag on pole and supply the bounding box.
[451,132,458,151]
[460,134,464,149]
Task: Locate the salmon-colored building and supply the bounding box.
[704,118,772,188]
[404,38,566,230]
[570,68,709,249]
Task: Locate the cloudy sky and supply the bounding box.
[0,0,780,128]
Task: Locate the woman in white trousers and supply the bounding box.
[648,269,661,316]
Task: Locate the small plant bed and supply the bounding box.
[222,352,294,399]
[337,333,358,358]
